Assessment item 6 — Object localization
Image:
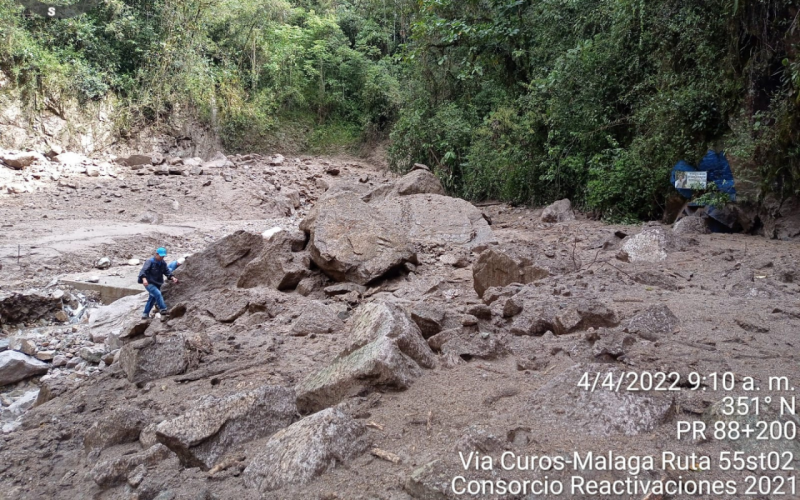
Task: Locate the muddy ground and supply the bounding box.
[0,151,799,500]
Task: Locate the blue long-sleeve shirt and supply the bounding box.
[138,257,173,287]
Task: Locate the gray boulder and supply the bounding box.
[472,248,549,298]
[395,169,445,196]
[243,408,369,493]
[119,336,188,384]
[165,230,264,303]
[237,230,310,290]
[541,198,575,223]
[301,192,415,285]
[528,364,673,436]
[84,406,149,456]
[378,194,495,249]
[156,385,296,470]
[296,302,434,413]
[0,351,49,386]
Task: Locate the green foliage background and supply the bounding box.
[1,0,798,220]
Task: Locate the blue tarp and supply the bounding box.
[698,150,736,202]
[672,150,738,231]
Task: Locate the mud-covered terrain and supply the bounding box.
[1,149,799,500]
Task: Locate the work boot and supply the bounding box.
[141,314,149,319]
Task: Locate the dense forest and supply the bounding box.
[0,0,798,220]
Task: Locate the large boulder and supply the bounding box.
[301,192,415,285]
[296,302,434,413]
[342,301,436,369]
[118,336,189,384]
[87,292,148,345]
[395,169,445,196]
[237,230,310,290]
[243,408,369,493]
[156,385,296,470]
[541,198,575,223]
[0,351,49,386]
[84,406,150,457]
[0,291,64,325]
[165,230,264,302]
[528,364,673,436]
[472,248,549,298]
[378,194,495,248]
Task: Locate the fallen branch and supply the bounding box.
[371,448,402,464]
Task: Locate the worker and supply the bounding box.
[168,256,186,274]
[138,247,178,319]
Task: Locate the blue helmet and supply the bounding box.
[156,247,167,257]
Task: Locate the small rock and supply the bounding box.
[95,257,111,270]
[54,310,69,323]
[128,258,141,266]
[541,199,575,223]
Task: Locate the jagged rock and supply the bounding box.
[296,302,434,412]
[1,151,44,169]
[0,290,64,325]
[119,336,188,384]
[87,293,148,346]
[79,345,106,364]
[296,275,329,297]
[592,329,637,360]
[95,257,111,269]
[237,230,310,290]
[395,169,445,196]
[84,407,149,456]
[301,192,415,285]
[138,211,163,224]
[528,364,673,436]
[439,331,507,361]
[553,299,619,335]
[120,154,158,166]
[205,289,250,323]
[156,385,296,470]
[165,230,264,303]
[89,444,174,488]
[541,198,575,223]
[323,283,366,296]
[472,249,549,298]
[378,194,495,249]
[633,271,679,291]
[618,226,682,263]
[342,301,436,368]
[243,408,369,493]
[673,216,710,235]
[404,460,456,500]
[0,351,49,386]
[290,300,344,336]
[269,154,285,166]
[508,293,618,336]
[627,304,680,340]
[34,377,77,406]
[408,303,446,338]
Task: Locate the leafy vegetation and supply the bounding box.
[1,0,798,220]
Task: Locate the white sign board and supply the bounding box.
[675,171,707,190]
